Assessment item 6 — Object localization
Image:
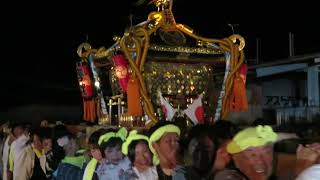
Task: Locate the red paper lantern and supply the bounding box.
[112,54,130,92]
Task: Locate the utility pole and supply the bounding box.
[256,38,261,64]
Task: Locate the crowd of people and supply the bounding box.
[0,119,319,180]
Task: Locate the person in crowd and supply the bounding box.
[296,164,320,180]
[12,127,52,180]
[214,125,278,180]
[82,128,106,180]
[2,127,15,180]
[41,130,54,179]
[122,130,157,180]
[53,134,87,180]
[211,120,238,173]
[148,121,187,180]
[0,124,7,180]
[8,123,30,180]
[33,127,54,179]
[48,124,70,172]
[186,124,216,180]
[295,142,320,178]
[93,127,130,180]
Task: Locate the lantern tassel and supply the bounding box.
[127,78,143,116]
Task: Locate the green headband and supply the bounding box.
[148,124,180,165]
[122,130,149,155]
[98,127,128,145]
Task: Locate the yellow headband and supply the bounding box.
[148,124,180,165]
[121,130,149,155]
[227,125,278,154]
[98,127,128,145]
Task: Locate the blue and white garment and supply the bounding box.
[95,157,131,180]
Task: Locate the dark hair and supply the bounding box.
[49,125,71,171]
[52,125,71,140]
[188,125,218,174]
[30,127,53,142]
[188,124,213,141]
[10,122,26,134]
[211,120,238,147]
[187,124,217,149]
[127,139,149,163]
[100,137,123,150]
[88,128,108,149]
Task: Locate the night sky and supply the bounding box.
[1,1,320,111]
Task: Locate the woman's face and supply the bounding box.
[104,144,123,164]
[90,148,103,161]
[134,142,152,169]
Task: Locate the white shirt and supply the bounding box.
[11,134,29,159]
[11,135,30,179]
[296,164,320,180]
[133,166,158,180]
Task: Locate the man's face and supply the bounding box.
[154,132,180,167]
[13,127,24,138]
[233,145,274,179]
[134,142,152,168]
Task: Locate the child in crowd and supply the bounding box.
[54,135,87,180]
[95,127,130,180]
[82,128,106,180]
[122,130,157,180]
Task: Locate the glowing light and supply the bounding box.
[115,66,128,78]
[95,81,100,88]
